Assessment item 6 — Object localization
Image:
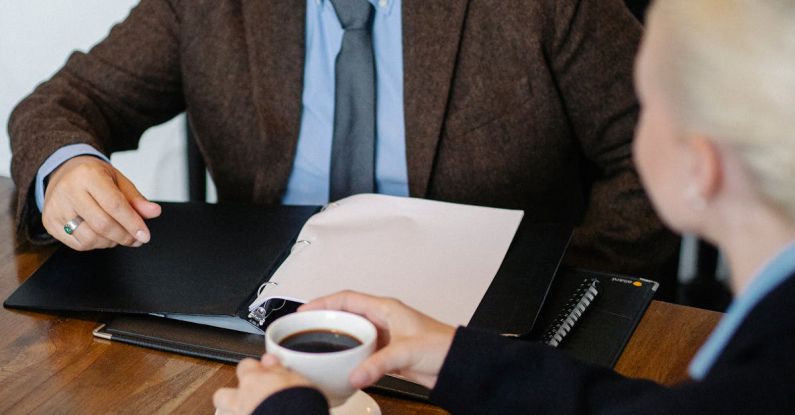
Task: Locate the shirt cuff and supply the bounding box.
[34,143,109,212]
[251,386,329,415]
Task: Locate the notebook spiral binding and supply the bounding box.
[542,277,600,347]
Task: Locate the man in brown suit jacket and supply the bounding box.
[8,0,677,288]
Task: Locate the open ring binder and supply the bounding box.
[244,194,527,332]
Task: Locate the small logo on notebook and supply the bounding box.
[611,277,638,286]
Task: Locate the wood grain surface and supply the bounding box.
[0,177,721,414]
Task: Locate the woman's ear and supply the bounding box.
[687,135,723,204]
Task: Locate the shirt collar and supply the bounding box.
[688,239,795,380]
[315,0,397,17]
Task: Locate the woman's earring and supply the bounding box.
[685,185,707,211]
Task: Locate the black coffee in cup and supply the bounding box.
[279,329,363,353]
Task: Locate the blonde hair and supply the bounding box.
[648,0,795,221]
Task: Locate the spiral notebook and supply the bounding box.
[528,268,659,367]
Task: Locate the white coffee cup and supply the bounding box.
[265,310,377,407]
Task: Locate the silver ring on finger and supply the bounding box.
[64,216,84,236]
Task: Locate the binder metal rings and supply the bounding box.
[290,240,312,254]
[257,281,279,297]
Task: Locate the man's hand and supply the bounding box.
[299,291,457,390]
[213,355,314,415]
[42,156,161,251]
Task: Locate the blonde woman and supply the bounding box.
[214,1,795,413]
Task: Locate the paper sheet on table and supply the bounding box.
[249,194,523,327]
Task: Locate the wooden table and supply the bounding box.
[0,177,722,414]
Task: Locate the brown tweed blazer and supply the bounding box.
[8,0,677,279]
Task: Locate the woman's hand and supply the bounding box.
[299,290,456,390]
[213,355,313,415]
[42,156,161,250]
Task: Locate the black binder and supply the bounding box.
[3,203,319,332]
[5,202,571,335]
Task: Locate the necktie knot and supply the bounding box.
[330,0,374,30]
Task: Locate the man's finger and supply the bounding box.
[68,217,117,249]
[117,173,161,219]
[86,176,150,244]
[44,215,84,251]
[71,192,136,246]
[45,203,119,250]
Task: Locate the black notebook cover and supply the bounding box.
[528,267,658,367]
[4,202,319,320]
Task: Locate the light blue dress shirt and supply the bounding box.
[34,0,407,210]
[284,0,407,205]
[688,240,795,380]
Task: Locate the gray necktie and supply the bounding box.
[329,0,376,201]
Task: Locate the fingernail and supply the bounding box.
[261,354,278,367]
[132,241,143,248]
[350,370,369,388]
[136,230,150,243]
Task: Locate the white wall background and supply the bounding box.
[0,0,192,202]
